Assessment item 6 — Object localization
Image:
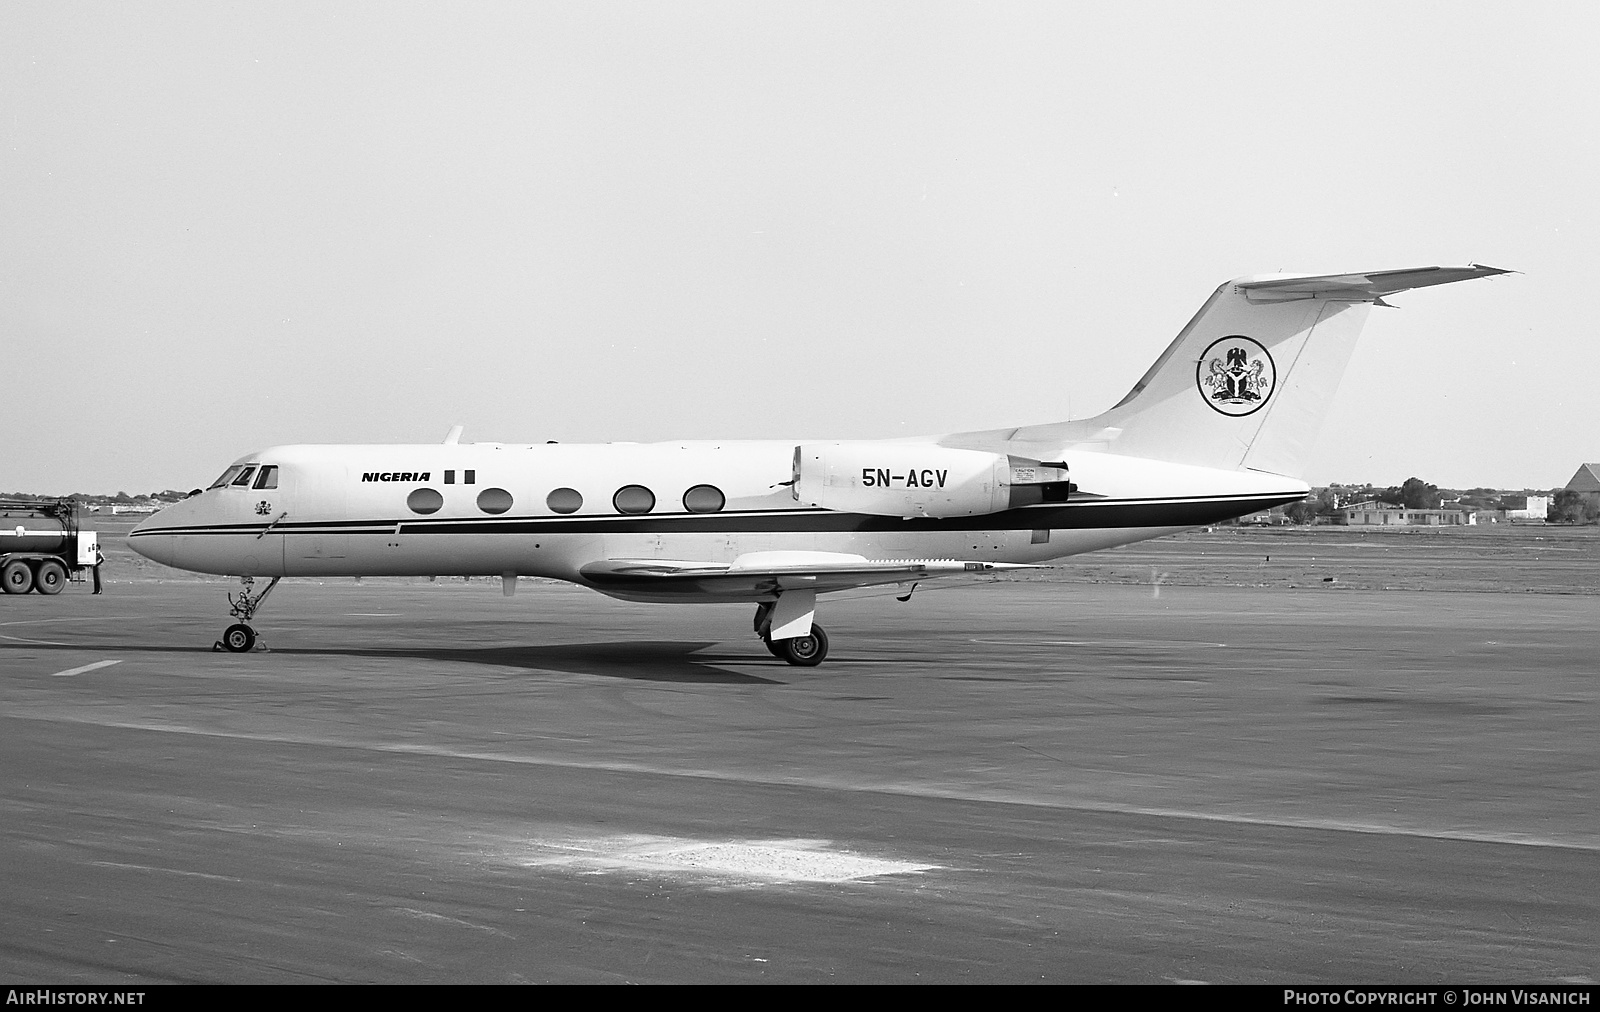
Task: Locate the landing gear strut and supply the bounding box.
[754,601,830,667]
[215,576,279,653]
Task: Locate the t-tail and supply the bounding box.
[967,265,1511,478]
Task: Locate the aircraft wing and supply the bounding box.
[1237,264,1512,303]
[579,550,1034,600]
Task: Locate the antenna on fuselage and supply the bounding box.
[443,425,464,445]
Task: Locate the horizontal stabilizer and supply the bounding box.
[1236,264,1512,303]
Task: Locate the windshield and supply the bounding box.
[208,465,246,490]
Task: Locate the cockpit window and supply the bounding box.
[209,465,246,490]
[230,466,258,487]
[253,465,279,490]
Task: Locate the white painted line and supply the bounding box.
[49,660,122,678]
[0,633,71,646]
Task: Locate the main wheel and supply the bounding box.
[762,636,784,657]
[221,623,256,653]
[34,560,67,595]
[775,624,829,667]
[1,560,34,595]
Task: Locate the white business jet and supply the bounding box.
[130,265,1508,663]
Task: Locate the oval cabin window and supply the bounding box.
[682,484,725,513]
[613,485,655,515]
[546,488,583,515]
[476,488,513,515]
[407,488,444,515]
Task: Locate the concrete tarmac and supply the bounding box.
[1,577,1596,983]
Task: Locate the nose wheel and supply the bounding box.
[219,623,256,653]
[214,576,278,652]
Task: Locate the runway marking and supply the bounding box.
[1,617,141,647]
[347,613,403,617]
[392,907,513,936]
[48,660,122,678]
[522,834,936,884]
[16,712,1600,854]
[969,638,1228,649]
[91,860,241,883]
[1,616,140,626]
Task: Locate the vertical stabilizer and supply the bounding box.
[993,265,1510,477]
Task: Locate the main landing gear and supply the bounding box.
[215,576,279,653]
[754,601,830,667]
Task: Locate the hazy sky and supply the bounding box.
[3,2,1594,494]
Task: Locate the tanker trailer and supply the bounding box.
[0,498,102,595]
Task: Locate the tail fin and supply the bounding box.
[1009,265,1510,477]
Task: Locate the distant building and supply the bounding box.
[1501,495,1550,520]
[1565,463,1600,509]
[1236,509,1291,526]
[1341,507,1474,526]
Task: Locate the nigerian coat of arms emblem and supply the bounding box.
[1197,336,1276,416]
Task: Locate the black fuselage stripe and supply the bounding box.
[130,493,1302,538]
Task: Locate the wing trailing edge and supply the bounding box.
[580,551,1034,600]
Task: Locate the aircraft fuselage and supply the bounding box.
[130,439,1306,596]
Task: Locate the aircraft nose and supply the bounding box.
[128,507,178,566]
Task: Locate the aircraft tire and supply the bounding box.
[221,624,256,653]
[762,636,784,657]
[777,625,828,667]
[2,560,34,595]
[34,560,67,595]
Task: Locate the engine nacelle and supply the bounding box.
[791,443,1072,518]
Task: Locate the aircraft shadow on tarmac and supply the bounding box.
[273,640,790,684]
[1,637,791,685]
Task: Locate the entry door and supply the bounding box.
[292,465,348,561]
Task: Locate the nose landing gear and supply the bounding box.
[215,576,279,653]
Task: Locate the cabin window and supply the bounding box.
[444,470,455,484]
[230,466,258,487]
[547,488,582,514]
[464,470,476,484]
[407,488,444,515]
[209,465,246,490]
[682,484,725,513]
[613,485,655,515]
[476,488,513,515]
[253,466,279,490]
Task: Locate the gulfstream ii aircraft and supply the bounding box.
[131,265,1508,664]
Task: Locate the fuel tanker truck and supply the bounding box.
[0,498,103,595]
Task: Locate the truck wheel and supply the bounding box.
[1,560,34,595]
[34,560,67,595]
